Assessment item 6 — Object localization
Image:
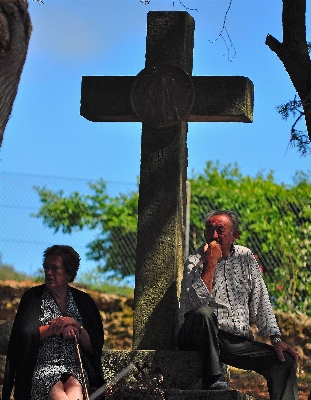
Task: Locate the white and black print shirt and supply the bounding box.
[179,244,281,338]
[31,288,86,399]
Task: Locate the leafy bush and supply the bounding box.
[33,161,311,314]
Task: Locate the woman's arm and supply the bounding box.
[76,325,93,354]
[40,316,80,339]
[42,316,94,354]
[39,324,53,340]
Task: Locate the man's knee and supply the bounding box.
[194,305,216,321]
[283,351,297,369]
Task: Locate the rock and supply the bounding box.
[0,280,134,353]
[0,280,311,381]
[0,321,13,354]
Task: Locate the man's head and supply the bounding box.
[204,210,240,258]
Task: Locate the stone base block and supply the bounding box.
[100,387,255,400]
[165,389,255,400]
[102,350,229,391]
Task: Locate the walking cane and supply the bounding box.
[74,334,90,400]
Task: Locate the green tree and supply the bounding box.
[0,253,30,281]
[33,179,138,279]
[189,161,311,314]
[34,162,311,314]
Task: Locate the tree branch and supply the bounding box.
[265,34,283,59]
[266,0,311,145]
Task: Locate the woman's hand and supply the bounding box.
[61,324,80,340]
[49,316,79,336]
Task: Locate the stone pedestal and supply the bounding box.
[101,350,255,400]
[107,389,255,400]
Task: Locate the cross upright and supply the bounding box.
[81,11,253,351]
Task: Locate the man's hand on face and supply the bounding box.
[203,240,222,266]
[201,241,222,292]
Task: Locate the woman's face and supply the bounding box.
[43,255,71,291]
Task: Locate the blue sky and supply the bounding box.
[0,0,310,279]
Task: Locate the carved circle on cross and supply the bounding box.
[130,64,195,129]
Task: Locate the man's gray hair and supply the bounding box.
[204,210,240,233]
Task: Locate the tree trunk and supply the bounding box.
[265,0,311,143]
[0,0,32,146]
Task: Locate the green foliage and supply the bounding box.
[33,179,138,278]
[33,162,311,315]
[189,161,311,315]
[276,95,310,156]
[0,254,30,281]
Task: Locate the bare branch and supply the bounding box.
[173,0,198,12]
[277,95,310,155]
[208,0,236,61]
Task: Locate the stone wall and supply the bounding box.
[0,281,311,397]
[0,281,134,351]
[0,281,134,398]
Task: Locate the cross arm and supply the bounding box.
[80,75,253,123]
[80,76,140,122]
[190,76,254,123]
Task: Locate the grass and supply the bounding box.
[0,265,32,281]
[77,268,134,297]
[0,265,134,297]
[78,281,134,297]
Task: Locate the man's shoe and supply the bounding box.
[203,374,230,391]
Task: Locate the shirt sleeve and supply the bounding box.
[181,252,211,311]
[248,252,281,337]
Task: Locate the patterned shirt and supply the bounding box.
[31,287,86,399]
[179,244,281,338]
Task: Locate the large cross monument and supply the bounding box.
[81,11,254,394]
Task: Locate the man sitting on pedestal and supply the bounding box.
[178,210,298,399]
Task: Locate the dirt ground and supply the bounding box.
[230,368,311,400]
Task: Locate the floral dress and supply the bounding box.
[31,287,88,399]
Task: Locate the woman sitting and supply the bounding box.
[2,245,105,400]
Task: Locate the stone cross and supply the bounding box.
[80,11,253,351]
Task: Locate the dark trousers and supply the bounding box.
[177,306,298,400]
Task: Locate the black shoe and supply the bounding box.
[203,374,230,391]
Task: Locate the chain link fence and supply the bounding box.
[188,199,311,278]
[1,171,310,289]
[0,171,137,281]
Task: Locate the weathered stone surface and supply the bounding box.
[80,11,254,355]
[132,11,194,351]
[81,76,254,124]
[189,76,253,122]
[164,389,255,400]
[102,350,229,391]
[105,388,255,400]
